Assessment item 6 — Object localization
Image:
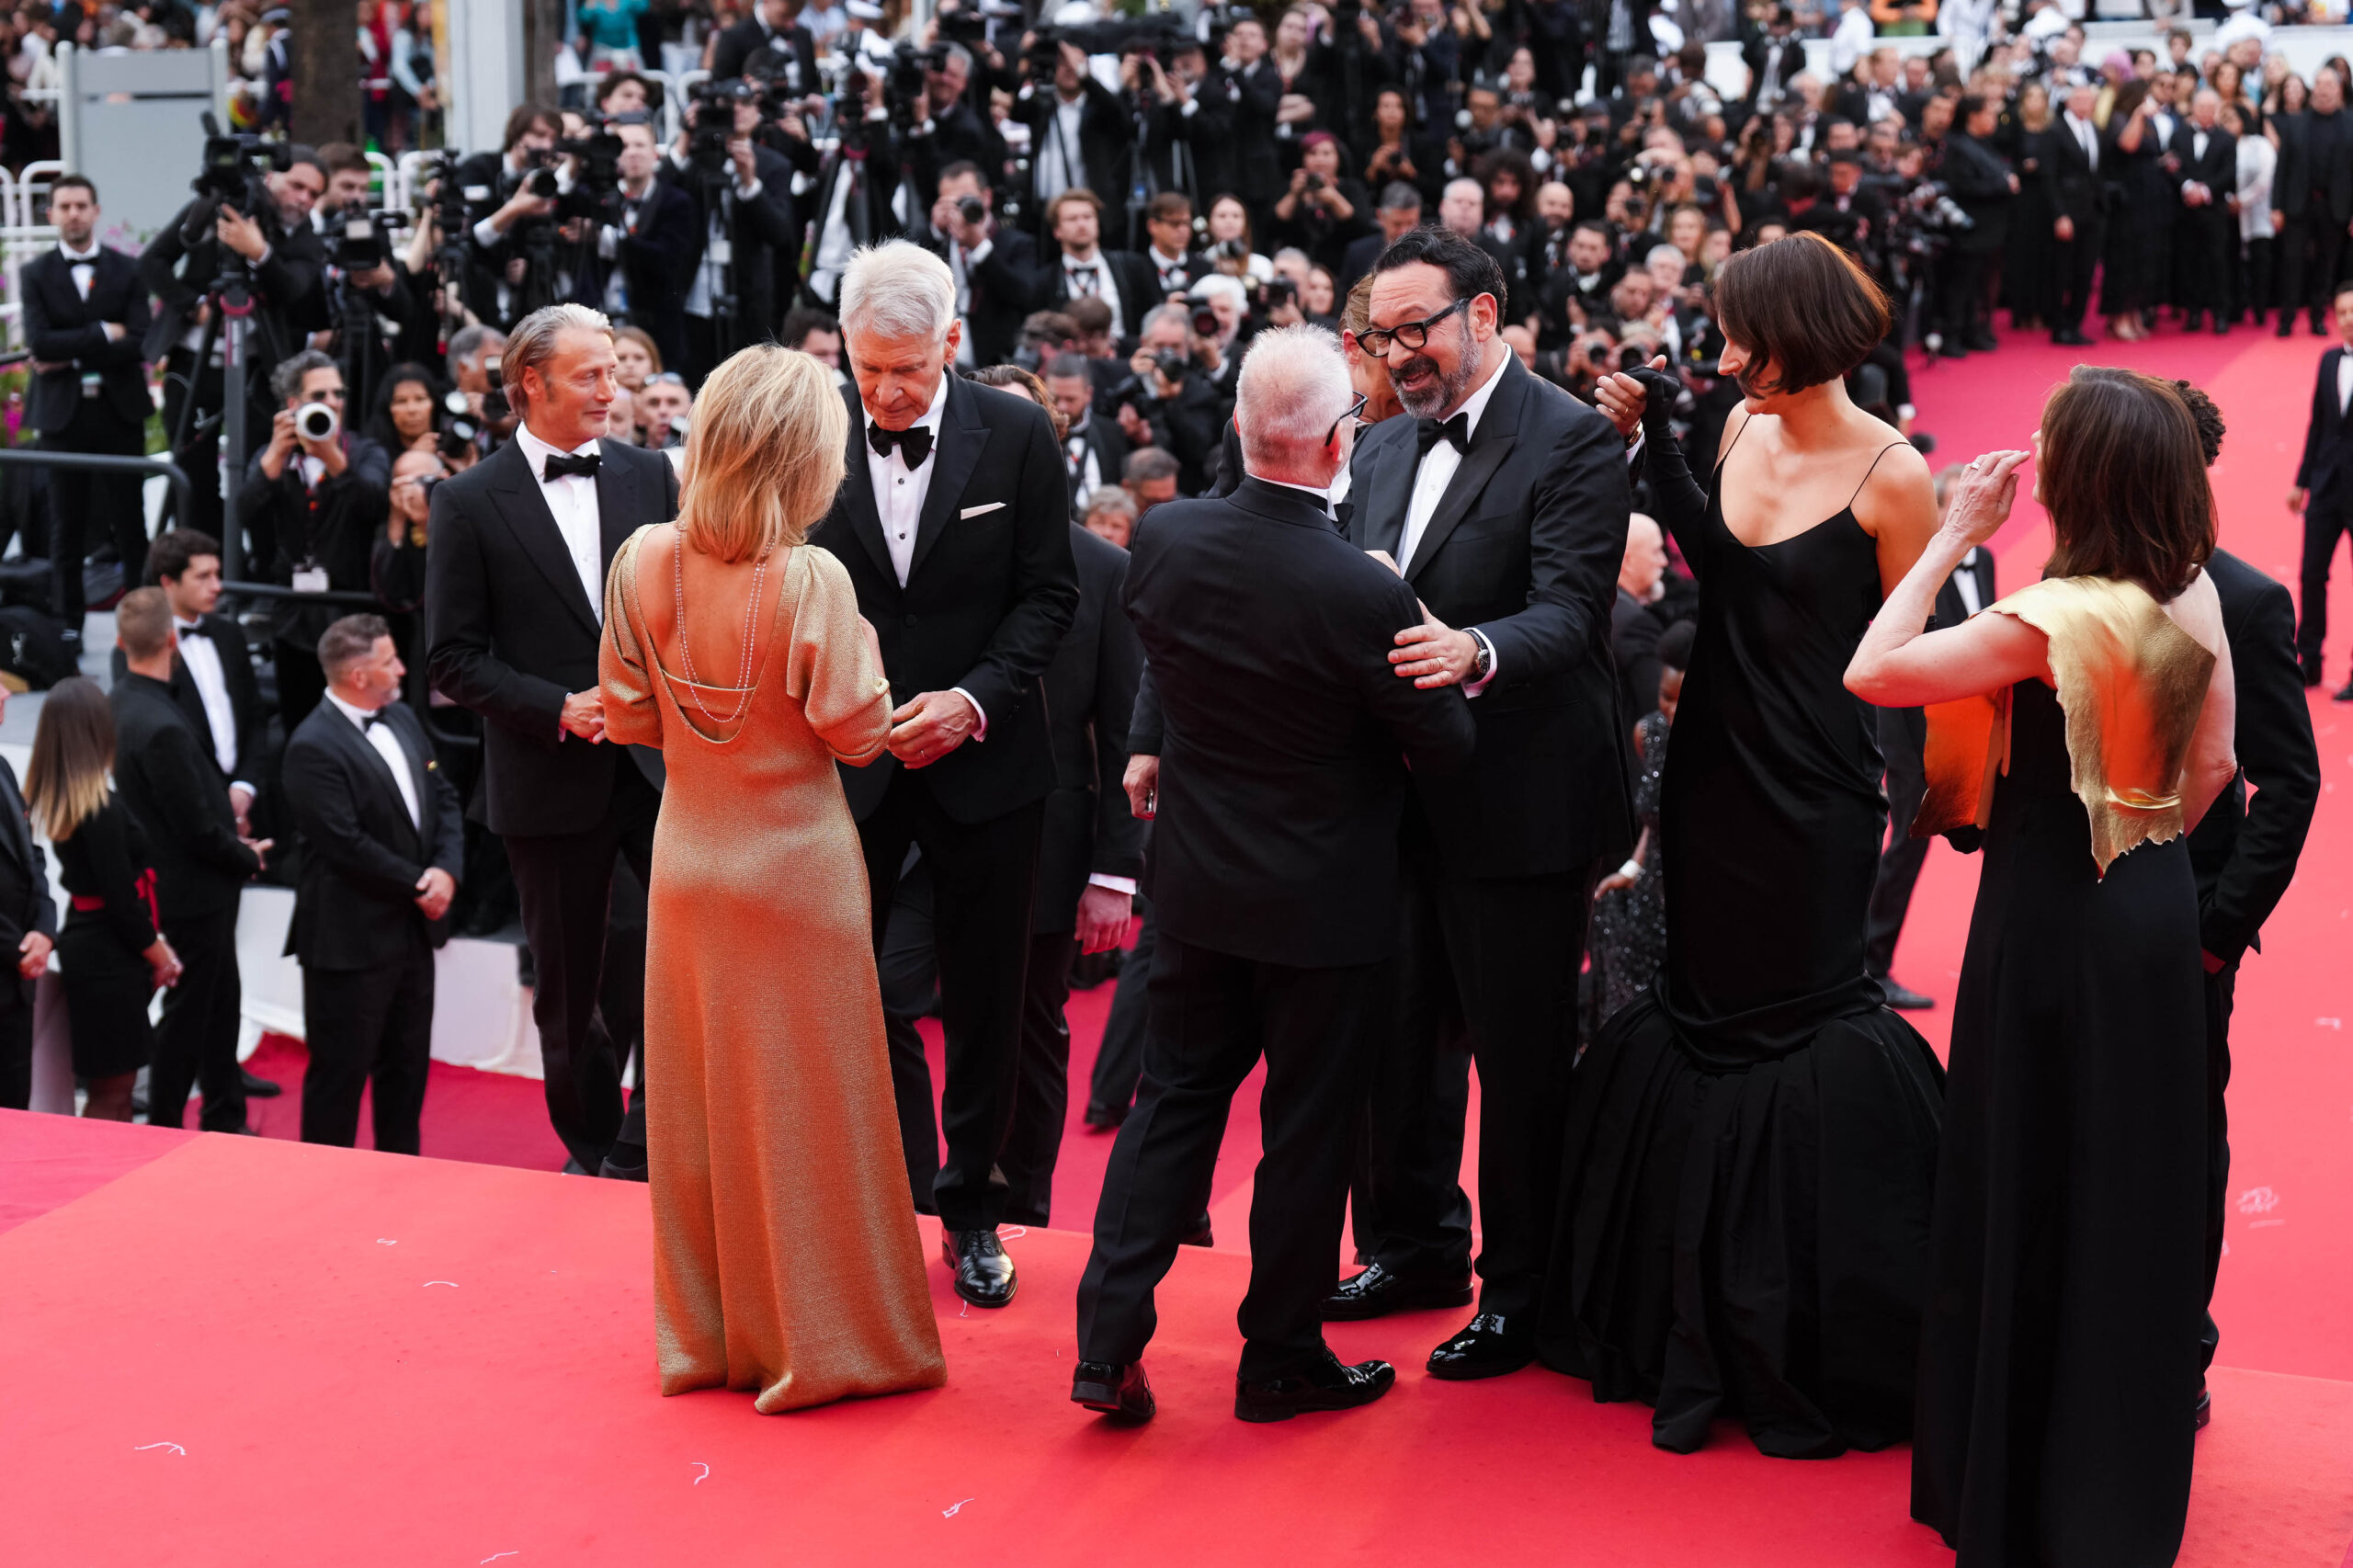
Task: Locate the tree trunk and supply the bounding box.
[288,0,355,148]
[523,0,565,110]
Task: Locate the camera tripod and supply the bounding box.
[161,248,290,581]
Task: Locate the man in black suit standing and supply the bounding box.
[662,97,800,384]
[2047,84,2106,348]
[1034,191,1159,349]
[810,241,1078,1306]
[2272,69,2353,338]
[1072,325,1477,1424]
[919,161,1040,371]
[426,303,680,1178]
[1330,226,1633,1381]
[111,588,267,1135]
[2288,283,2353,694]
[573,120,699,371]
[0,680,56,1112]
[24,175,151,649]
[1017,40,1134,226]
[282,615,464,1153]
[1045,353,1130,512]
[710,0,820,91]
[2173,89,2237,335]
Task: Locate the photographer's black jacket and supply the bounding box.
[1013,77,1134,219]
[236,433,392,653]
[566,177,698,369]
[139,196,329,365]
[659,142,799,339]
[710,16,819,91]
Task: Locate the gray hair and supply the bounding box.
[840,240,957,345]
[1644,243,1687,271]
[504,303,612,415]
[1083,487,1137,524]
[1235,324,1352,472]
[448,324,506,371]
[1139,303,1189,338]
[270,349,337,404]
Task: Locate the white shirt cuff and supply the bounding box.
[1086,872,1139,894]
[230,779,256,799]
[967,236,994,266]
[1462,628,1498,699]
[472,216,502,249]
[952,686,987,740]
[1625,431,1646,466]
[1181,98,1199,118]
[737,175,763,200]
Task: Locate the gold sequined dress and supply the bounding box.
[601,528,946,1413]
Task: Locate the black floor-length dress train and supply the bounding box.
[1911,578,2211,1567]
[1537,410,1945,1459]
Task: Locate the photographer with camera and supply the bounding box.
[1931,95,2016,358]
[1016,35,1133,228]
[1269,131,1372,272]
[1118,303,1233,494]
[663,85,798,384]
[920,160,1038,368]
[141,142,332,543]
[711,0,821,91]
[567,119,695,370]
[1199,16,1285,231]
[311,142,433,423]
[237,350,392,729]
[800,63,911,306]
[906,40,1003,186]
[460,104,563,331]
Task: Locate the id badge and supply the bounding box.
[78,372,102,398]
[292,566,329,594]
[709,235,733,267]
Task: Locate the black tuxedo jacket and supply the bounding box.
[1033,524,1145,935]
[108,673,261,925]
[138,197,328,363]
[663,143,799,338]
[1037,248,1163,339]
[915,224,1040,371]
[1935,546,1998,631]
[808,376,1079,825]
[2274,108,2353,223]
[2045,116,2109,227]
[2187,550,2320,968]
[569,179,698,369]
[710,17,819,92]
[2170,122,2237,206]
[1064,410,1130,512]
[280,698,464,970]
[0,757,55,1010]
[107,613,265,785]
[2295,346,2353,506]
[20,247,151,433]
[1017,78,1136,216]
[425,437,680,835]
[1347,354,1634,877]
[1127,477,1475,968]
[1200,62,1285,207]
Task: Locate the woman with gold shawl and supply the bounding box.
[1847,368,2239,1568]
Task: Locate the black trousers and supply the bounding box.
[878,852,941,1209]
[2297,500,2351,665]
[1360,832,1601,1321]
[1086,894,1155,1122]
[1002,929,1079,1228]
[2052,218,2104,334]
[1937,247,1994,344]
[1864,704,1930,980]
[2200,962,2236,1373]
[505,757,660,1172]
[0,995,30,1111]
[147,904,245,1132]
[1076,931,1382,1378]
[857,768,1042,1233]
[2181,207,2234,318]
[299,933,436,1153]
[43,397,148,631]
[2277,210,2348,327]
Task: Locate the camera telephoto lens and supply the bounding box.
[957,195,987,227]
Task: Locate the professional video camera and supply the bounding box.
[1023,13,1187,80]
[322,206,403,273]
[499,131,628,232]
[688,77,754,175]
[180,112,290,246]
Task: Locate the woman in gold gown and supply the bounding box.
[600,346,946,1413]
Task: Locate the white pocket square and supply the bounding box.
[960,502,1006,519]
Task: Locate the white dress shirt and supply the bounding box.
[515,424,608,624]
[1036,92,1087,206]
[59,238,97,301]
[1400,351,1514,698]
[1953,549,1986,618]
[2065,111,2099,172]
[1061,250,1126,339]
[326,690,421,828]
[173,618,249,788]
[858,376,987,736]
[2336,350,2352,416]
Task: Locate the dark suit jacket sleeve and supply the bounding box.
[957,410,1082,724]
[1359,574,1479,775]
[623,184,697,294]
[425,740,466,881]
[1090,552,1146,881]
[4,763,56,940]
[1473,403,1631,683]
[147,722,263,880]
[23,265,108,363]
[738,154,797,252]
[1128,661,1162,756]
[255,227,324,331]
[2203,575,2321,964]
[2297,352,2333,490]
[283,733,429,901]
[138,216,199,327]
[424,484,572,745]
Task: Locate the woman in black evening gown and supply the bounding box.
[1847,369,2237,1567]
[1543,233,1947,1459]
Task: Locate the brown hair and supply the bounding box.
[1713,232,1891,396]
[676,346,847,562]
[115,586,174,661]
[318,613,392,682]
[25,677,114,842]
[610,324,664,377]
[1045,188,1103,231]
[967,364,1066,440]
[2038,367,2215,600]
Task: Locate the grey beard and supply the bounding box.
[1393,318,1481,419]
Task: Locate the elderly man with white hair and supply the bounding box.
[1070,325,1476,1425]
[806,240,1078,1312]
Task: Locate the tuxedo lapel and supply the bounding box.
[0,764,31,876]
[1352,428,1408,557]
[595,444,640,568]
[836,386,896,584]
[485,441,601,638]
[908,377,983,581]
[1405,364,1525,585]
[325,710,422,852]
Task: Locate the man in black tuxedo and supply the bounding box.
[1202,17,1284,224]
[808,241,1077,1307]
[1034,191,1160,348]
[1341,185,1423,301]
[1073,325,1477,1425]
[1017,40,1135,226]
[710,0,821,91]
[918,162,1040,371]
[456,104,563,331]
[426,303,680,1178]
[0,680,56,1112]
[1141,193,1210,301]
[662,99,800,385]
[2289,285,2353,694]
[572,121,699,372]
[282,616,464,1153]
[2272,70,2353,337]
[2047,84,2106,348]
[1864,535,1998,1008]
[111,589,266,1135]
[24,176,151,647]
[2172,90,2237,335]
[1045,354,1130,512]
[1331,226,1633,1381]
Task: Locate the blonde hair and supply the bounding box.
[676,345,847,562]
[25,676,114,842]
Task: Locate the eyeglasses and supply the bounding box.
[1355,296,1471,358]
[645,370,687,386]
[1323,391,1368,447]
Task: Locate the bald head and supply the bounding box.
[1620,513,1667,598]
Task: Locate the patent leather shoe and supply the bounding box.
[240,1068,282,1098]
[1321,1260,1474,1321]
[2195,1386,2211,1431]
[1072,1359,1154,1421]
[1180,1212,1213,1248]
[942,1228,1017,1308]
[1877,977,1935,1010]
[1234,1348,1395,1422]
[2051,327,2092,347]
[2336,679,2353,704]
[1427,1312,1535,1381]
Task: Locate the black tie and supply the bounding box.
[1415,414,1471,458]
[544,450,601,481]
[362,710,386,729]
[868,423,933,468]
[175,619,210,642]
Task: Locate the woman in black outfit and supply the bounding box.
[26,678,179,1120]
[2099,81,2162,340]
[360,361,445,459]
[2005,83,2059,333]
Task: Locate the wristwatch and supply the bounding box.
[1470,634,1493,682]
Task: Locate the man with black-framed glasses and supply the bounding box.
[1327,226,1634,1388]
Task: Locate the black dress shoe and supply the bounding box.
[562,1157,591,1176]
[2302,654,2325,687]
[597,1152,649,1181]
[2195,1386,2211,1431]
[1878,977,1935,1010]
[1964,333,1998,354]
[942,1229,1017,1308]
[2213,317,2231,335]
[1427,1312,1535,1381]
[2182,311,2203,333]
[1321,1260,1475,1321]
[1235,1348,1396,1423]
[1072,1360,1154,1421]
[240,1068,282,1098]
[1936,341,1969,359]
[2278,318,2298,338]
[2335,679,2353,704]
[1180,1212,1213,1248]
[1082,1104,1124,1131]
[2051,327,2092,347]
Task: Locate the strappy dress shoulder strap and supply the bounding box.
[1714,408,1756,476]
[1846,441,1909,509]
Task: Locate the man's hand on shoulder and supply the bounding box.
[1390,608,1483,688]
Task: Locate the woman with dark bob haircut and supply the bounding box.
[1847,369,2235,1566]
[1536,232,1948,1459]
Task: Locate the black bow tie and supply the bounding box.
[543,449,601,481]
[869,423,933,468]
[361,710,387,729]
[175,619,210,641]
[1415,414,1471,458]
